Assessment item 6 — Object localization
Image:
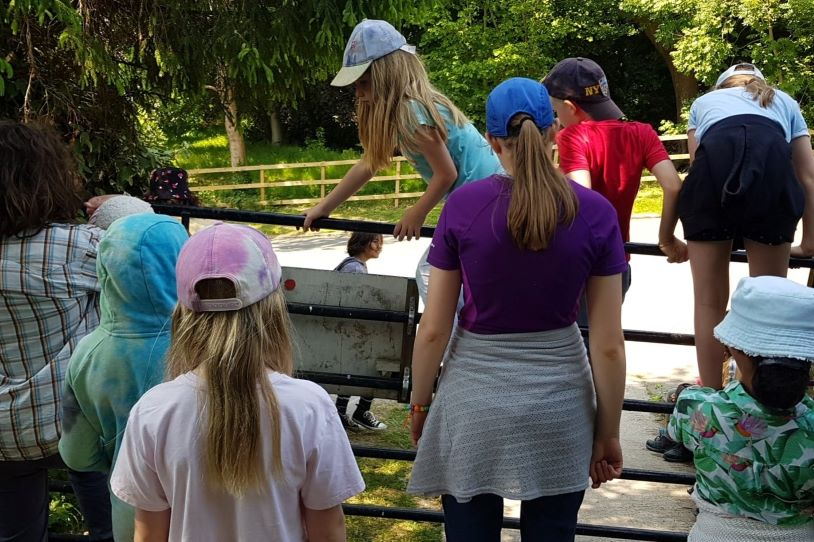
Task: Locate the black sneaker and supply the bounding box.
[338,413,358,430]
[645,429,676,454]
[352,410,387,431]
[663,443,694,463]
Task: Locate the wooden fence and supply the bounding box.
[186,134,692,208]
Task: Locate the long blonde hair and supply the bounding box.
[167,282,294,496]
[501,115,578,251]
[717,64,776,107]
[357,50,468,172]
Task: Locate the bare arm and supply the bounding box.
[564,169,592,189]
[585,274,626,488]
[410,266,460,445]
[394,127,458,241]
[650,159,688,263]
[303,505,347,542]
[301,161,375,230]
[134,508,170,542]
[687,129,698,164]
[791,136,814,257]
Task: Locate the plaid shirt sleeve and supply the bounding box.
[1,224,102,460]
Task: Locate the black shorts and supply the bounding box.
[679,114,804,244]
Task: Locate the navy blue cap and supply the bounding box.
[542,57,624,121]
[486,78,555,137]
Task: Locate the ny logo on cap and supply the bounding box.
[583,77,610,98]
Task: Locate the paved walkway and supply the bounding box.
[238,216,811,541]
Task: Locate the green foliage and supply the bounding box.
[48,494,84,535]
[420,0,674,127]
[621,0,814,121]
[47,471,84,535]
[1,1,436,194]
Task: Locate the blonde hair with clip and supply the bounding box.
[500,116,578,251]
[167,282,293,496]
[357,50,468,172]
[716,64,776,107]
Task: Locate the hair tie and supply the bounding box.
[508,117,544,138]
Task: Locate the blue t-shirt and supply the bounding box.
[428,175,627,334]
[689,87,809,143]
[404,102,502,194]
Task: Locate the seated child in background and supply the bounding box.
[144,167,200,206]
[668,276,813,542]
[334,232,388,430]
[111,222,364,541]
[84,166,198,220]
[59,213,188,542]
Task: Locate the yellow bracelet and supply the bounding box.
[409,404,431,412]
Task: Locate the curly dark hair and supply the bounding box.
[347,232,382,257]
[0,121,84,237]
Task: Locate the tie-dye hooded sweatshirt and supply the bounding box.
[59,213,187,541]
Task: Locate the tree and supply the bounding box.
[75,1,436,166]
[420,0,675,127]
[621,0,814,120]
[1,1,435,189]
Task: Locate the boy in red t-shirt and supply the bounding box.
[542,57,687,328]
[543,57,687,265]
[544,57,691,461]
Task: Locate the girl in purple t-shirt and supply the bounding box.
[407,78,628,541]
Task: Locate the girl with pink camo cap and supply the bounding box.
[110,222,364,541]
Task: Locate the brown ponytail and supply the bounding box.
[505,115,578,251]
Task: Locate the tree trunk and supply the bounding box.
[224,87,246,167]
[268,102,283,146]
[640,22,698,121]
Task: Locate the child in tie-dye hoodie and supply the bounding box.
[59,213,188,541]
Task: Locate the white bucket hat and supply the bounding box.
[330,19,416,87]
[714,276,814,361]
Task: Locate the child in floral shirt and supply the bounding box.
[669,276,813,541]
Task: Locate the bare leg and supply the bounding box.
[688,240,732,390]
[743,239,791,278]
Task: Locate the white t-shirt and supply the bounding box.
[110,371,365,542]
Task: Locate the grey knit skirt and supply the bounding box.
[407,324,596,501]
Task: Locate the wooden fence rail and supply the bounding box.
[186,134,693,208]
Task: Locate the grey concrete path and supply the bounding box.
[208,216,810,541]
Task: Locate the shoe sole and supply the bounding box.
[645,443,668,454]
[353,421,387,431]
[663,454,693,463]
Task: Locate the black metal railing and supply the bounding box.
[48,207,813,541]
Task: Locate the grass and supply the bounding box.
[344,402,443,541]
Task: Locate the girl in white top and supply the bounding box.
[111,223,364,542]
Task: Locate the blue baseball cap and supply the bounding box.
[486,78,555,137]
[331,20,416,87]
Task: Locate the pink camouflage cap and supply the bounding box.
[176,222,282,312]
